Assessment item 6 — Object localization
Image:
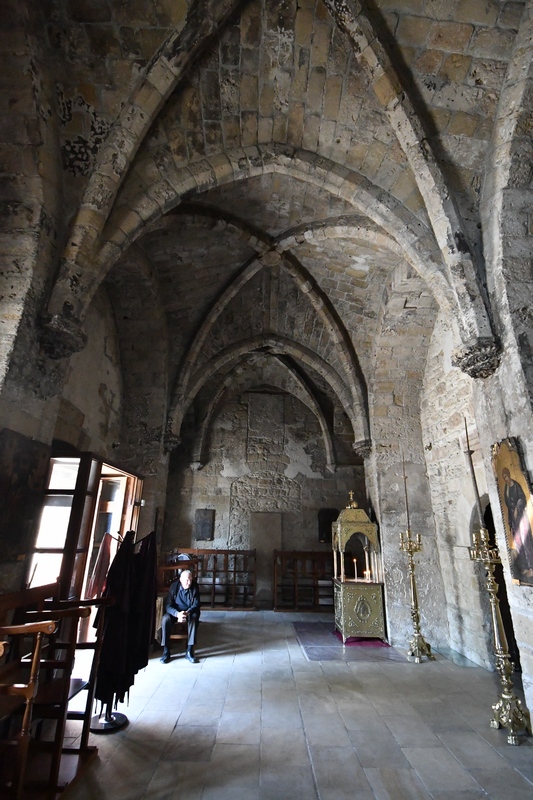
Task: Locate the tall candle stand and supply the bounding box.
[464,420,531,745]
[400,455,435,663]
[469,528,531,744]
[400,528,435,663]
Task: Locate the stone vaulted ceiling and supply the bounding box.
[36,0,520,466]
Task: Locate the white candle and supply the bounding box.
[353,559,357,580]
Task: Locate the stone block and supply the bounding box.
[397,15,433,47]
[415,49,444,75]
[272,114,288,142]
[295,7,313,49]
[287,103,304,147]
[468,27,515,61]
[307,67,326,111]
[310,22,331,68]
[241,110,258,147]
[241,73,259,110]
[447,111,479,137]
[454,0,499,26]
[323,75,342,120]
[439,53,472,83]
[302,114,319,151]
[428,21,474,53]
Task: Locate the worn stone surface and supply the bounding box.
[1,0,533,715]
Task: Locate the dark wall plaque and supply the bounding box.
[318,508,339,543]
[195,508,215,541]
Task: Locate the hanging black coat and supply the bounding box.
[95,530,157,708]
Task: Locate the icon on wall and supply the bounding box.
[195,508,215,541]
[492,437,533,586]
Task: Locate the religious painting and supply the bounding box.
[194,508,215,541]
[0,428,50,562]
[492,438,533,586]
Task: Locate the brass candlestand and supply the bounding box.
[463,419,531,744]
[400,528,435,663]
[400,454,434,663]
[469,527,531,745]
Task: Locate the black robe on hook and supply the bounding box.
[94,530,157,709]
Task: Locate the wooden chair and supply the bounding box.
[0,620,58,799]
[0,582,62,799]
[21,605,90,791]
[43,596,113,764]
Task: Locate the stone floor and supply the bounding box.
[61,611,533,800]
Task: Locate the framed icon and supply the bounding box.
[492,437,533,586]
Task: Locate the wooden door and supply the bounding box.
[249,512,281,608]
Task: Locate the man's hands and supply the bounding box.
[177,610,188,623]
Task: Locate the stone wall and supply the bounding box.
[163,390,363,558]
[421,310,493,667]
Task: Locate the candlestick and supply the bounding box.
[399,525,434,663]
[465,436,532,744]
[464,417,484,532]
[402,452,411,531]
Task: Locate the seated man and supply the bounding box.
[160,569,201,664]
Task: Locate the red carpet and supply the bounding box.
[331,629,390,647]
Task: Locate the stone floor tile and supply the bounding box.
[363,767,434,800]
[383,714,442,747]
[217,709,262,744]
[311,749,375,800]
[260,765,318,800]
[408,697,476,732]
[261,696,303,728]
[57,613,533,800]
[301,710,353,747]
[260,727,310,767]
[162,724,217,761]
[402,746,481,792]
[436,729,509,769]
[349,728,411,768]
[468,766,533,799]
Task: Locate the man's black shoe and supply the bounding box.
[160,650,170,664]
[185,651,199,663]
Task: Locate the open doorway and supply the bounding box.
[26,453,143,601]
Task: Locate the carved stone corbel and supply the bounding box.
[352,439,372,459]
[39,312,87,359]
[163,431,181,453]
[451,336,501,379]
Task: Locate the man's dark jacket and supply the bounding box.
[164,578,201,618]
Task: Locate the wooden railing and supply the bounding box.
[159,549,256,609]
[273,550,333,611]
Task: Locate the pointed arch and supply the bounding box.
[44,147,459,356]
[170,245,368,434]
[170,333,369,446]
[190,355,337,471]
